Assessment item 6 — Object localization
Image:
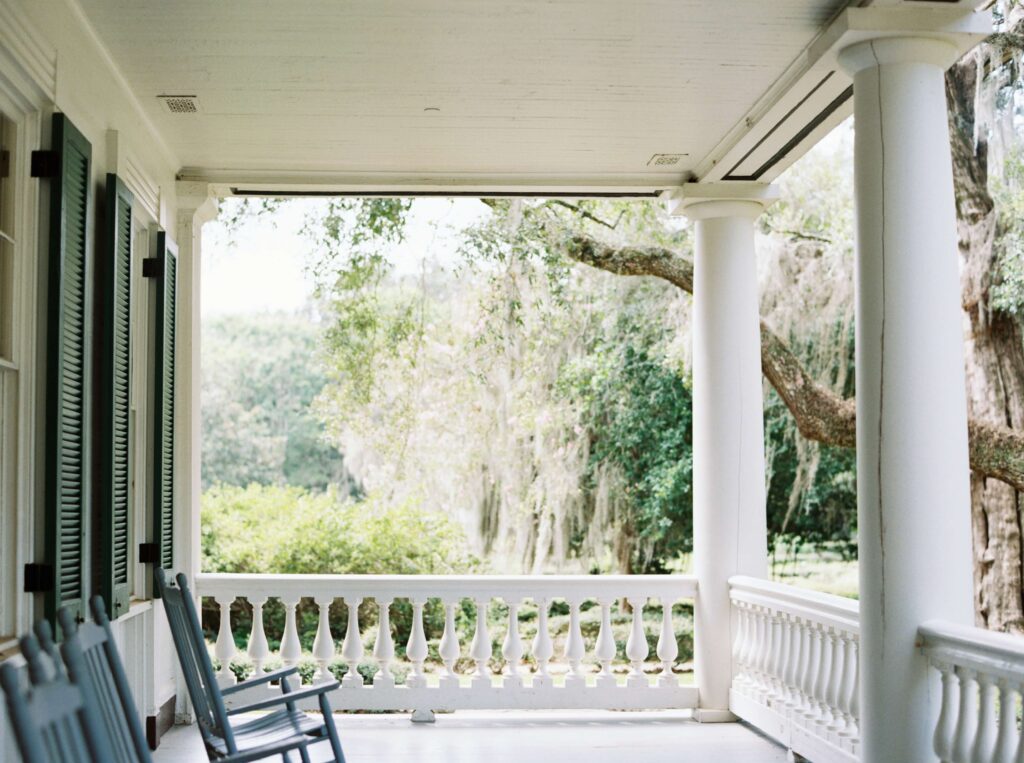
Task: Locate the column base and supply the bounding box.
[411,709,436,724]
[694,708,738,723]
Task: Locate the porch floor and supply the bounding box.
[152,709,789,762]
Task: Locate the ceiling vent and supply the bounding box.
[647,153,686,167]
[157,95,201,114]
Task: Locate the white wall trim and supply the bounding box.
[107,129,162,222]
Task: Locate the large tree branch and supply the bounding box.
[565,233,1024,492]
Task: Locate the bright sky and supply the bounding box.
[201,198,489,316]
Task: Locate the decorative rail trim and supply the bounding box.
[195,573,699,716]
[729,576,859,763]
[919,619,1024,762]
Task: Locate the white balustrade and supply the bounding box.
[920,620,1024,763]
[196,573,698,714]
[729,576,860,763]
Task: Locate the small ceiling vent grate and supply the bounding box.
[157,95,200,114]
[647,153,686,167]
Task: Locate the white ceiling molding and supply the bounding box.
[0,1,57,108]
[107,129,161,223]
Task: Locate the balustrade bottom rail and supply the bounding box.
[195,573,699,717]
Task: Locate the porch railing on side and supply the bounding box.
[728,575,860,763]
[919,619,1024,763]
[194,573,698,718]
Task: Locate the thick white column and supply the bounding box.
[838,37,975,762]
[174,182,219,584]
[674,183,775,722]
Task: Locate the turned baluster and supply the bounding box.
[808,623,829,728]
[1013,682,1024,763]
[798,621,819,724]
[373,598,396,687]
[532,597,554,688]
[501,599,524,687]
[731,604,746,690]
[279,594,302,670]
[774,613,792,706]
[625,596,649,687]
[656,597,678,689]
[438,598,461,688]
[994,679,1018,763]
[847,639,860,748]
[748,607,763,693]
[341,597,364,687]
[406,599,428,689]
[247,596,270,677]
[563,598,586,688]
[768,612,784,700]
[311,595,335,683]
[952,667,978,763]
[470,598,492,688]
[757,608,772,698]
[736,604,753,690]
[972,672,998,763]
[833,632,854,737]
[594,598,616,688]
[825,629,845,738]
[784,614,803,711]
[757,608,773,699]
[932,661,958,763]
[214,595,237,686]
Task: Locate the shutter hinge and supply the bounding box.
[30,150,58,178]
[142,258,164,278]
[23,563,54,593]
[138,542,159,564]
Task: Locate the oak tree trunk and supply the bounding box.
[949,55,1024,632]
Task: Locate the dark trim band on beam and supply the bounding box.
[724,83,853,182]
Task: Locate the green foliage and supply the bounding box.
[202,483,475,575]
[993,149,1024,315]
[202,313,349,492]
[560,295,693,572]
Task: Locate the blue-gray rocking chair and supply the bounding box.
[155,568,346,763]
[0,631,115,763]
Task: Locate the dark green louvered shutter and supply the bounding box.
[43,113,93,627]
[152,232,177,576]
[95,174,133,618]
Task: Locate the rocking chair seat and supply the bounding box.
[207,708,323,758]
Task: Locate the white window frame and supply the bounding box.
[0,88,42,645]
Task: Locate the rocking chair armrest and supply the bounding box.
[225,681,341,714]
[221,666,299,695]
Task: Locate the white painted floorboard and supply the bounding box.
[152,710,789,762]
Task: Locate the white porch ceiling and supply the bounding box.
[72,0,976,193]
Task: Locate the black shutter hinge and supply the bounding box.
[138,542,159,564]
[30,150,58,178]
[23,563,54,593]
[142,258,164,278]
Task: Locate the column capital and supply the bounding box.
[819,7,990,76]
[666,182,778,221]
[175,180,220,228]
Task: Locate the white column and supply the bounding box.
[673,182,775,722]
[172,182,218,722]
[174,181,219,585]
[838,35,978,762]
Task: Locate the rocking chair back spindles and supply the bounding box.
[56,599,153,763]
[0,633,115,763]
